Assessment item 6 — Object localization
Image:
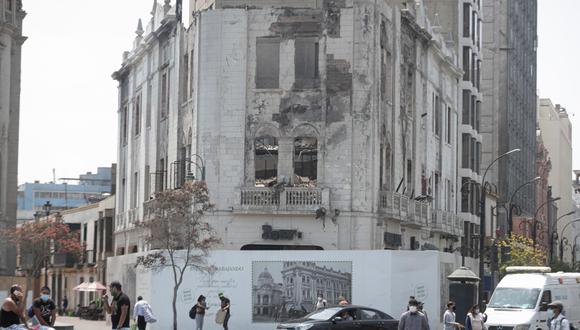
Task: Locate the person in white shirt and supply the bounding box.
[547,301,570,330]
[443,301,463,330]
[315,296,327,310]
[133,296,155,330]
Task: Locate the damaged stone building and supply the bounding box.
[113,0,471,266]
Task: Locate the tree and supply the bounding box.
[135,181,221,330]
[497,234,547,277]
[1,216,84,305]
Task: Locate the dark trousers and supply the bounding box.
[223,312,230,330]
[137,315,147,330]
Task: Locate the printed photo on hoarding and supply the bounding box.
[252,261,352,323]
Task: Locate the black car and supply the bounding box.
[276,305,399,330]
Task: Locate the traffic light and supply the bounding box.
[490,245,499,271]
[501,246,511,263]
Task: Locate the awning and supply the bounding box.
[73,281,107,292]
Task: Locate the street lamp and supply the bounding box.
[550,211,576,262]
[43,201,52,217]
[478,148,520,307]
[530,197,560,246]
[558,218,580,262]
[507,176,541,236]
[42,201,52,287]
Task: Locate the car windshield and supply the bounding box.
[488,287,541,309]
[303,308,343,321]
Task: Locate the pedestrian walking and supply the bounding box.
[133,296,156,330]
[315,296,327,310]
[31,286,56,330]
[193,295,209,330]
[216,292,231,330]
[444,301,463,330]
[547,301,570,330]
[465,304,485,330]
[103,281,131,330]
[61,297,68,316]
[398,298,429,330]
[0,285,28,330]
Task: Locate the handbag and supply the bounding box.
[215,309,227,324]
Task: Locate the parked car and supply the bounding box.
[276,305,399,330]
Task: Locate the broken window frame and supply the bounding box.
[293,137,318,187]
[256,37,281,89]
[254,136,279,187]
[294,38,320,90]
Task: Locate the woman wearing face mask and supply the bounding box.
[0,285,30,330]
[32,286,56,330]
[465,304,486,330]
[443,301,463,330]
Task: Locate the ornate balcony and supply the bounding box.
[379,191,430,225]
[238,187,329,214]
[431,209,464,237]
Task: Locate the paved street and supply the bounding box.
[56,316,108,330]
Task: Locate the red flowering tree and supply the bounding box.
[1,217,83,304]
[136,181,221,330]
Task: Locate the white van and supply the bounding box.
[485,266,580,330]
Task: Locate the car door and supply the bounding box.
[331,308,363,330]
[356,308,388,330]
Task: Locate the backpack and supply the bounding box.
[189,305,197,319]
[558,316,577,330]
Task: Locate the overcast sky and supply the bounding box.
[17,0,579,184]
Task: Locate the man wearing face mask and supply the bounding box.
[103,281,131,330]
[398,299,429,330]
[547,301,570,330]
[444,301,463,330]
[32,286,56,329]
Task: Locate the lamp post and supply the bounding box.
[572,234,580,266]
[531,197,560,246]
[550,211,576,262]
[507,176,541,236]
[42,201,52,287]
[478,148,520,308]
[558,218,580,262]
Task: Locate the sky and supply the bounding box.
[17,0,580,184]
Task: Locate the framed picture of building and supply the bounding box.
[252,261,352,323]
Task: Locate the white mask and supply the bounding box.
[474,309,480,314]
[547,309,554,319]
[409,306,418,313]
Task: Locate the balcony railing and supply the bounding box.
[379,191,430,225]
[239,187,329,213]
[431,209,463,237]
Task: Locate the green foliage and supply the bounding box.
[550,260,573,272]
[497,234,547,277]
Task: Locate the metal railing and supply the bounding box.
[239,187,328,212]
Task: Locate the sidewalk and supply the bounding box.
[56,316,108,330]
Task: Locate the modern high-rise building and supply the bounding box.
[482,0,538,230]
[0,0,25,277]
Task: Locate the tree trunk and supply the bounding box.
[23,275,32,307]
[172,286,178,330]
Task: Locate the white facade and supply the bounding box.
[113,1,470,265]
[537,99,576,246]
[45,196,115,310]
[0,0,25,276]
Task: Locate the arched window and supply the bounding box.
[254,136,278,186]
[294,137,317,185]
